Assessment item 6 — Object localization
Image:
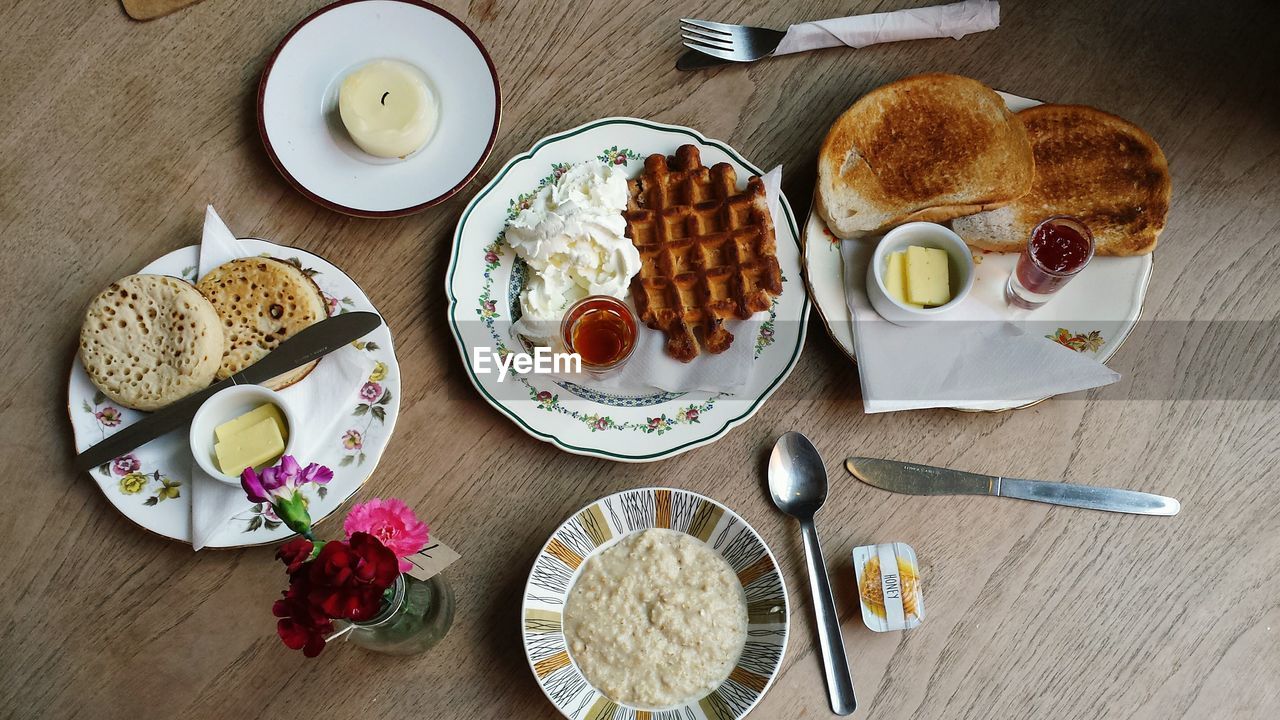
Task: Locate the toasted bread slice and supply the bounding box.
[817,74,1034,239]
[952,105,1170,256]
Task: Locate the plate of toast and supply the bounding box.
[67,239,401,547]
[447,117,809,462]
[803,74,1169,411]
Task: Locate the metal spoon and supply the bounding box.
[768,432,856,715]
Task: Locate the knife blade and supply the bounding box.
[844,457,1180,516]
[74,311,382,473]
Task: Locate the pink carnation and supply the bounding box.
[343,498,429,573]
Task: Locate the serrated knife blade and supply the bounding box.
[845,457,1180,516]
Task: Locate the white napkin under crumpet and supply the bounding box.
[511,167,783,395]
[190,207,375,550]
[768,0,999,56]
[840,239,1119,414]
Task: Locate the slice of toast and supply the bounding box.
[817,74,1035,239]
[952,105,1170,256]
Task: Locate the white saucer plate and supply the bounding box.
[67,239,401,548]
[447,117,810,462]
[802,92,1153,412]
[258,0,501,217]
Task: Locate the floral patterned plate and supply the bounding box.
[803,92,1153,412]
[447,117,809,462]
[522,487,788,719]
[66,239,401,548]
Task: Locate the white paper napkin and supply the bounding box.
[190,207,375,550]
[510,167,783,395]
[840,238,1120,413]
[772,0,999,56]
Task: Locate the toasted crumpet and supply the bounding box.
[196,257,328,390]
[79,274,224,411]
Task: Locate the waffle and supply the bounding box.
[624,145,783,362]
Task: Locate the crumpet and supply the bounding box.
[78,274,224,411]
[197,258,328,390]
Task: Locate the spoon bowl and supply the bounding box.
[768,431,829,519]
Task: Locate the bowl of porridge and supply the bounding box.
[521,488,789,719]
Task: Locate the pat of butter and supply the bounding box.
[215,417,285,476]
[905,245,951,307]
[214,403,287,444]
[884,251,923,308]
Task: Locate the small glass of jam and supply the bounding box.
[559,295,638,376]
[1005,216,1095,309]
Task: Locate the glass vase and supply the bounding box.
[345,573,455,656]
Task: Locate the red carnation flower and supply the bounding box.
[273,583,333,658]
[276,538,313,575]
[305,532,399,622]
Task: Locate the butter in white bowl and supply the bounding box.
[866,222,974,326]
[189,384,298,485]
[338,59,439,159]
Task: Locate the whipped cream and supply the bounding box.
[505,160,639,333]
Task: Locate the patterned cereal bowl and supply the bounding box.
[522,487,790,719]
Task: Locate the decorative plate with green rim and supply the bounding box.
[66,239,401,548]
[803,92,1153,412]
[522,487,789,719]
[447,117,809,462]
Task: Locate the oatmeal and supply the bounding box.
[564,528,748,708]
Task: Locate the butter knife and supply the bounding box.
[74,311,382,472]
[845,457,1180,516]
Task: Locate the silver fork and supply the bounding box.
[680,18,786,65]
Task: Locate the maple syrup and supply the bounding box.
[560,295,637,372]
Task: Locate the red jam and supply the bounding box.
[1015,218,1094,295]
[561,296,637,369]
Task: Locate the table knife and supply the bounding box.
[844,457,1180,516]
[74,311,382,472]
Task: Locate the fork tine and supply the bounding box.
[681,31,734,50]
[686,22,737,41]
[680,17,741,34]
[681,40,747,62]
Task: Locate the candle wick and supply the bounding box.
[380,91,389,106]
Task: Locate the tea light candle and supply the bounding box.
[338,59,438,159]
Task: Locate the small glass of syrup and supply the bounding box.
[1005,216,1095,309]
[560,295,638,376]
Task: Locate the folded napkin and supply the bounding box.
[511,167,783,395]
[772,0,999,56]
[840,238,1119,413]
[190,207,375,550]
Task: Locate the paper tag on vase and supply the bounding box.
[403,539,460,581]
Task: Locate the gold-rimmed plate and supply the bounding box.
[66,239,400,548]
[802,92,1153,412]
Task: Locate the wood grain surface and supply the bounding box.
[2,1,1278,718]
[120,0,206,22]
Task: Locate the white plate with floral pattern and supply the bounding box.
[447,117,809,462]
[522,487,789,719]
[803,92,1153,412]
[67,239,400,548]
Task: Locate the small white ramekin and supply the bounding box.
[866,222,975,326]
[189,384,297,486]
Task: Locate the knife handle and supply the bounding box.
[998,478,1181,516]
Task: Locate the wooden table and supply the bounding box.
[3,1,1278,718]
